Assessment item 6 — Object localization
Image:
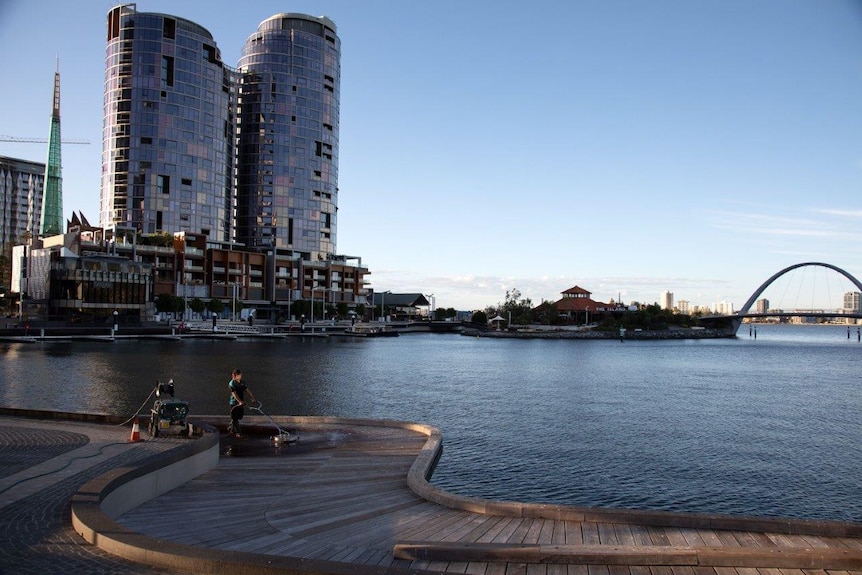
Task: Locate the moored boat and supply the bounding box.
[343,324,400,337]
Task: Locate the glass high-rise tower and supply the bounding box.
[236,14,340,260]
[101,5,235,241]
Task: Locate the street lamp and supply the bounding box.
[312,286,326,332]
[380,290,391,323]
[231,283,238,322]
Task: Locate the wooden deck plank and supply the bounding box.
[647,526,672,547]
[679,528,708,548]
[507,518,537,544]
[598,523,621,545]
[523,519,548,544]
[465,561,490,575]
[583,523,601,545]
[661,528,690,547]
[565,521,585,545]
[112,422,862,574]
[615,523,638,546]
[629,524,655,546]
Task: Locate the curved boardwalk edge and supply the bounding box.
[65,413,862,572]
[403,417,862,538]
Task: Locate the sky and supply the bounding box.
[1,0,861,312]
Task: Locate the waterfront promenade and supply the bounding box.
[2,409,862,575]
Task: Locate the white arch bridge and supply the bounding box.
[700,262,862,334]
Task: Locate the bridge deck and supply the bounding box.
[116,422,862,574]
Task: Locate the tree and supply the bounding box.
[173,296,185,319]
[0,244,11,315]
[207,298,225,316]
[143,232,174,247]
[292,299,309,319]
[155,294,176,315]
[189,297,206,317]
[534,301,559,325]
[336,302,348,319]
[0,243,11,294]
[501,288,534,324]
[472,310,488,324]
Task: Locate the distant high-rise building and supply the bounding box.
[713,301,735,315]
[0,156,44,247]
[755,298,769,314]
[661,290,673,310]
[844,292,861,313]
[677,299,689,314]
[235,13,340,259]
[101,5,235,241]
[41,65,64,237]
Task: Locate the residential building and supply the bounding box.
[713,301,735,315]
[101,5,235,241]
[755,298,769,314]
[235,13,340,259]
[661,290,673,310]
[676,299,689,314]
[0,156,44,248]
[844,292,861,314]
[12,231,155,322]
[7,7,369,322]
[15,224,369,323]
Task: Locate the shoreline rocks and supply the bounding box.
[462,327,735,340]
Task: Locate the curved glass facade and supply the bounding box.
[236,13,340,260]
[101,5,234,241]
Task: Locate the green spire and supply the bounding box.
[41,64,63,236]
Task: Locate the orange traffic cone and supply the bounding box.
[129,417,141,443]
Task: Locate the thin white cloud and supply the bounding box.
[813,208,862,218]
[705,207,862,241]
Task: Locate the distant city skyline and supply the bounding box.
[2,1,861,311]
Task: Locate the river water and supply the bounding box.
[1,323,860,522]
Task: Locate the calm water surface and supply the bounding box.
[1,323,860,522]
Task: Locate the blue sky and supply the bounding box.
[1,1,861,312]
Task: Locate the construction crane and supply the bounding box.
[0,135,90,144]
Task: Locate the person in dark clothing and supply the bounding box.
[227,368,257,437]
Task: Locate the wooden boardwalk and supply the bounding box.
[116,420,862,575]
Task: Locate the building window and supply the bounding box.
[163,18,176,39]
[161,56,174,87]
[157,175,170,194]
